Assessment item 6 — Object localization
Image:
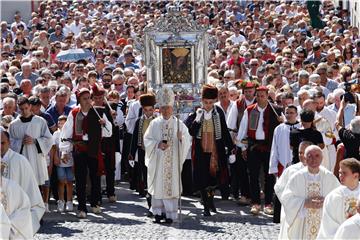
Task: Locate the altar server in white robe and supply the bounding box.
[334,197,360,239]
[281,145,340,240]
[1,129,45,235]
[144,87,191,224]
[0,177,33,239]
[275,141,313,239]
[8,96,53,185]
[269,105,301,175]
[317,158,360,239]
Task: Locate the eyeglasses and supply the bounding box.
[114,83,123,86]
[250,64,258,67]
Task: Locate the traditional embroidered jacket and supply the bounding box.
[185,106,234,190]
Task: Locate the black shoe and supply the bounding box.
[153,215,162,223]
[203,208,211,217]
[210,207,217,213]
[165,218,173,224]
[147,211,154,218]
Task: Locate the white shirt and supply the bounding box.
[215,100,235,121]
[227,98,255,132]
[125,100,141,134]
[228,34,246,44]
[269,122,301,174]
[236,105,266,150]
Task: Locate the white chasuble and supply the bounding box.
[1,148,45,235]
[0,177,33,239]
[334,213,360,240]
[317,184,360,239]
[0,202,11,239]
[281,166,339,240]
[9,116,53,185]
[275,162,305,240]
[144,116,191,200]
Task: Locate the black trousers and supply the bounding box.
[102,139,115,197]
[74,152,101,212]
[273,194,281,223]
[136,149,147,193]
[247,149,274,205]
[121,132,132,176]
[231,147,251,199]
[50,166,59,201]
[181,159,193,196]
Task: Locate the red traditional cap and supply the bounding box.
[91,83,106,96]
[76,88,91,98]
[116,38,127,46]
[256,85,269,92]
[242,81,256,89]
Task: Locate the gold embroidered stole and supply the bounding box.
[305,181,322,240]
[162,119,174,197]
[344,196,358,219]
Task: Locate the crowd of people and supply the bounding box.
[1,0,360,239]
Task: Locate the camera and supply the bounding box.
[340,82,355,103]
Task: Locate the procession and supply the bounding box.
[1,0,360,239]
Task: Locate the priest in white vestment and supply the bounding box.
[334,198,360,240]
[0,177,33,239]
[275,141,313,239]
[0,202,11,239]
[317,158,360,239]
[313,93,337,172]
[8,97,53,185]
[144,87,191,224]
[1,129,45,235]
[281,145,339,240]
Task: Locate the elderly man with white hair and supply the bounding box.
[291,70,310,96]
[309,73,330,98]
[280,145,339,239]
[14,62,39,86]
[0,97,17,118]
[296,89,311,113]
[223,70,235,83]
[329,88,357,127]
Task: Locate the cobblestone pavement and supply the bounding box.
[35,183,279,239]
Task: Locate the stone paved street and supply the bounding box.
[35,183,279,239]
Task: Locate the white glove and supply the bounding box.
[129,160,135,168]
[195,108,204,122]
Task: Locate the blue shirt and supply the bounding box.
[14,72,39,86]
[328,103,356,127]
[46,105,72,123]
[325,79,339,92]
[40,112,56,129]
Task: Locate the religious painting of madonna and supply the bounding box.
[162,47,192,84]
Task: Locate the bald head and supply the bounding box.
[305,145,323,173]
[302,99,316,111]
